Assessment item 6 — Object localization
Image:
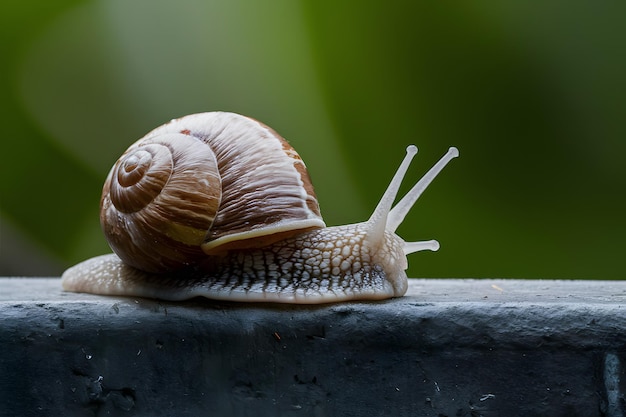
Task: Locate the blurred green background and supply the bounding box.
[1,0,624,279]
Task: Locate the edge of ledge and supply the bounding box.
[1,277,624,304]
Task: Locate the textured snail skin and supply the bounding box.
[61,112,459,304]
[62,224,407,303]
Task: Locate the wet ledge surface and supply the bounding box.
[1,278,625,417]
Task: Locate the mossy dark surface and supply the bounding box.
[1,278,625,416]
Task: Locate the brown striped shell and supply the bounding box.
[101,112,325,273]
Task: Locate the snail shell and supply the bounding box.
[62,112,459,304]
[101,112,325,273]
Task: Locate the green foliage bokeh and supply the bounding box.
[1,0,624,279]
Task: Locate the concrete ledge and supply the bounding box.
[1,278,625,416]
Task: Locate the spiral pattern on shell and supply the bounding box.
[100,112,325,273]
[102,133,221,272]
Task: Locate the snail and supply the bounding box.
[61,112,458,304]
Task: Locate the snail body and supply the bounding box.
[62,112,458,304]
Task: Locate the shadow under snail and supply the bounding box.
[61,112,459,304]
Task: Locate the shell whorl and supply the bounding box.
[102,133,222,272]
[101,112,325,273]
